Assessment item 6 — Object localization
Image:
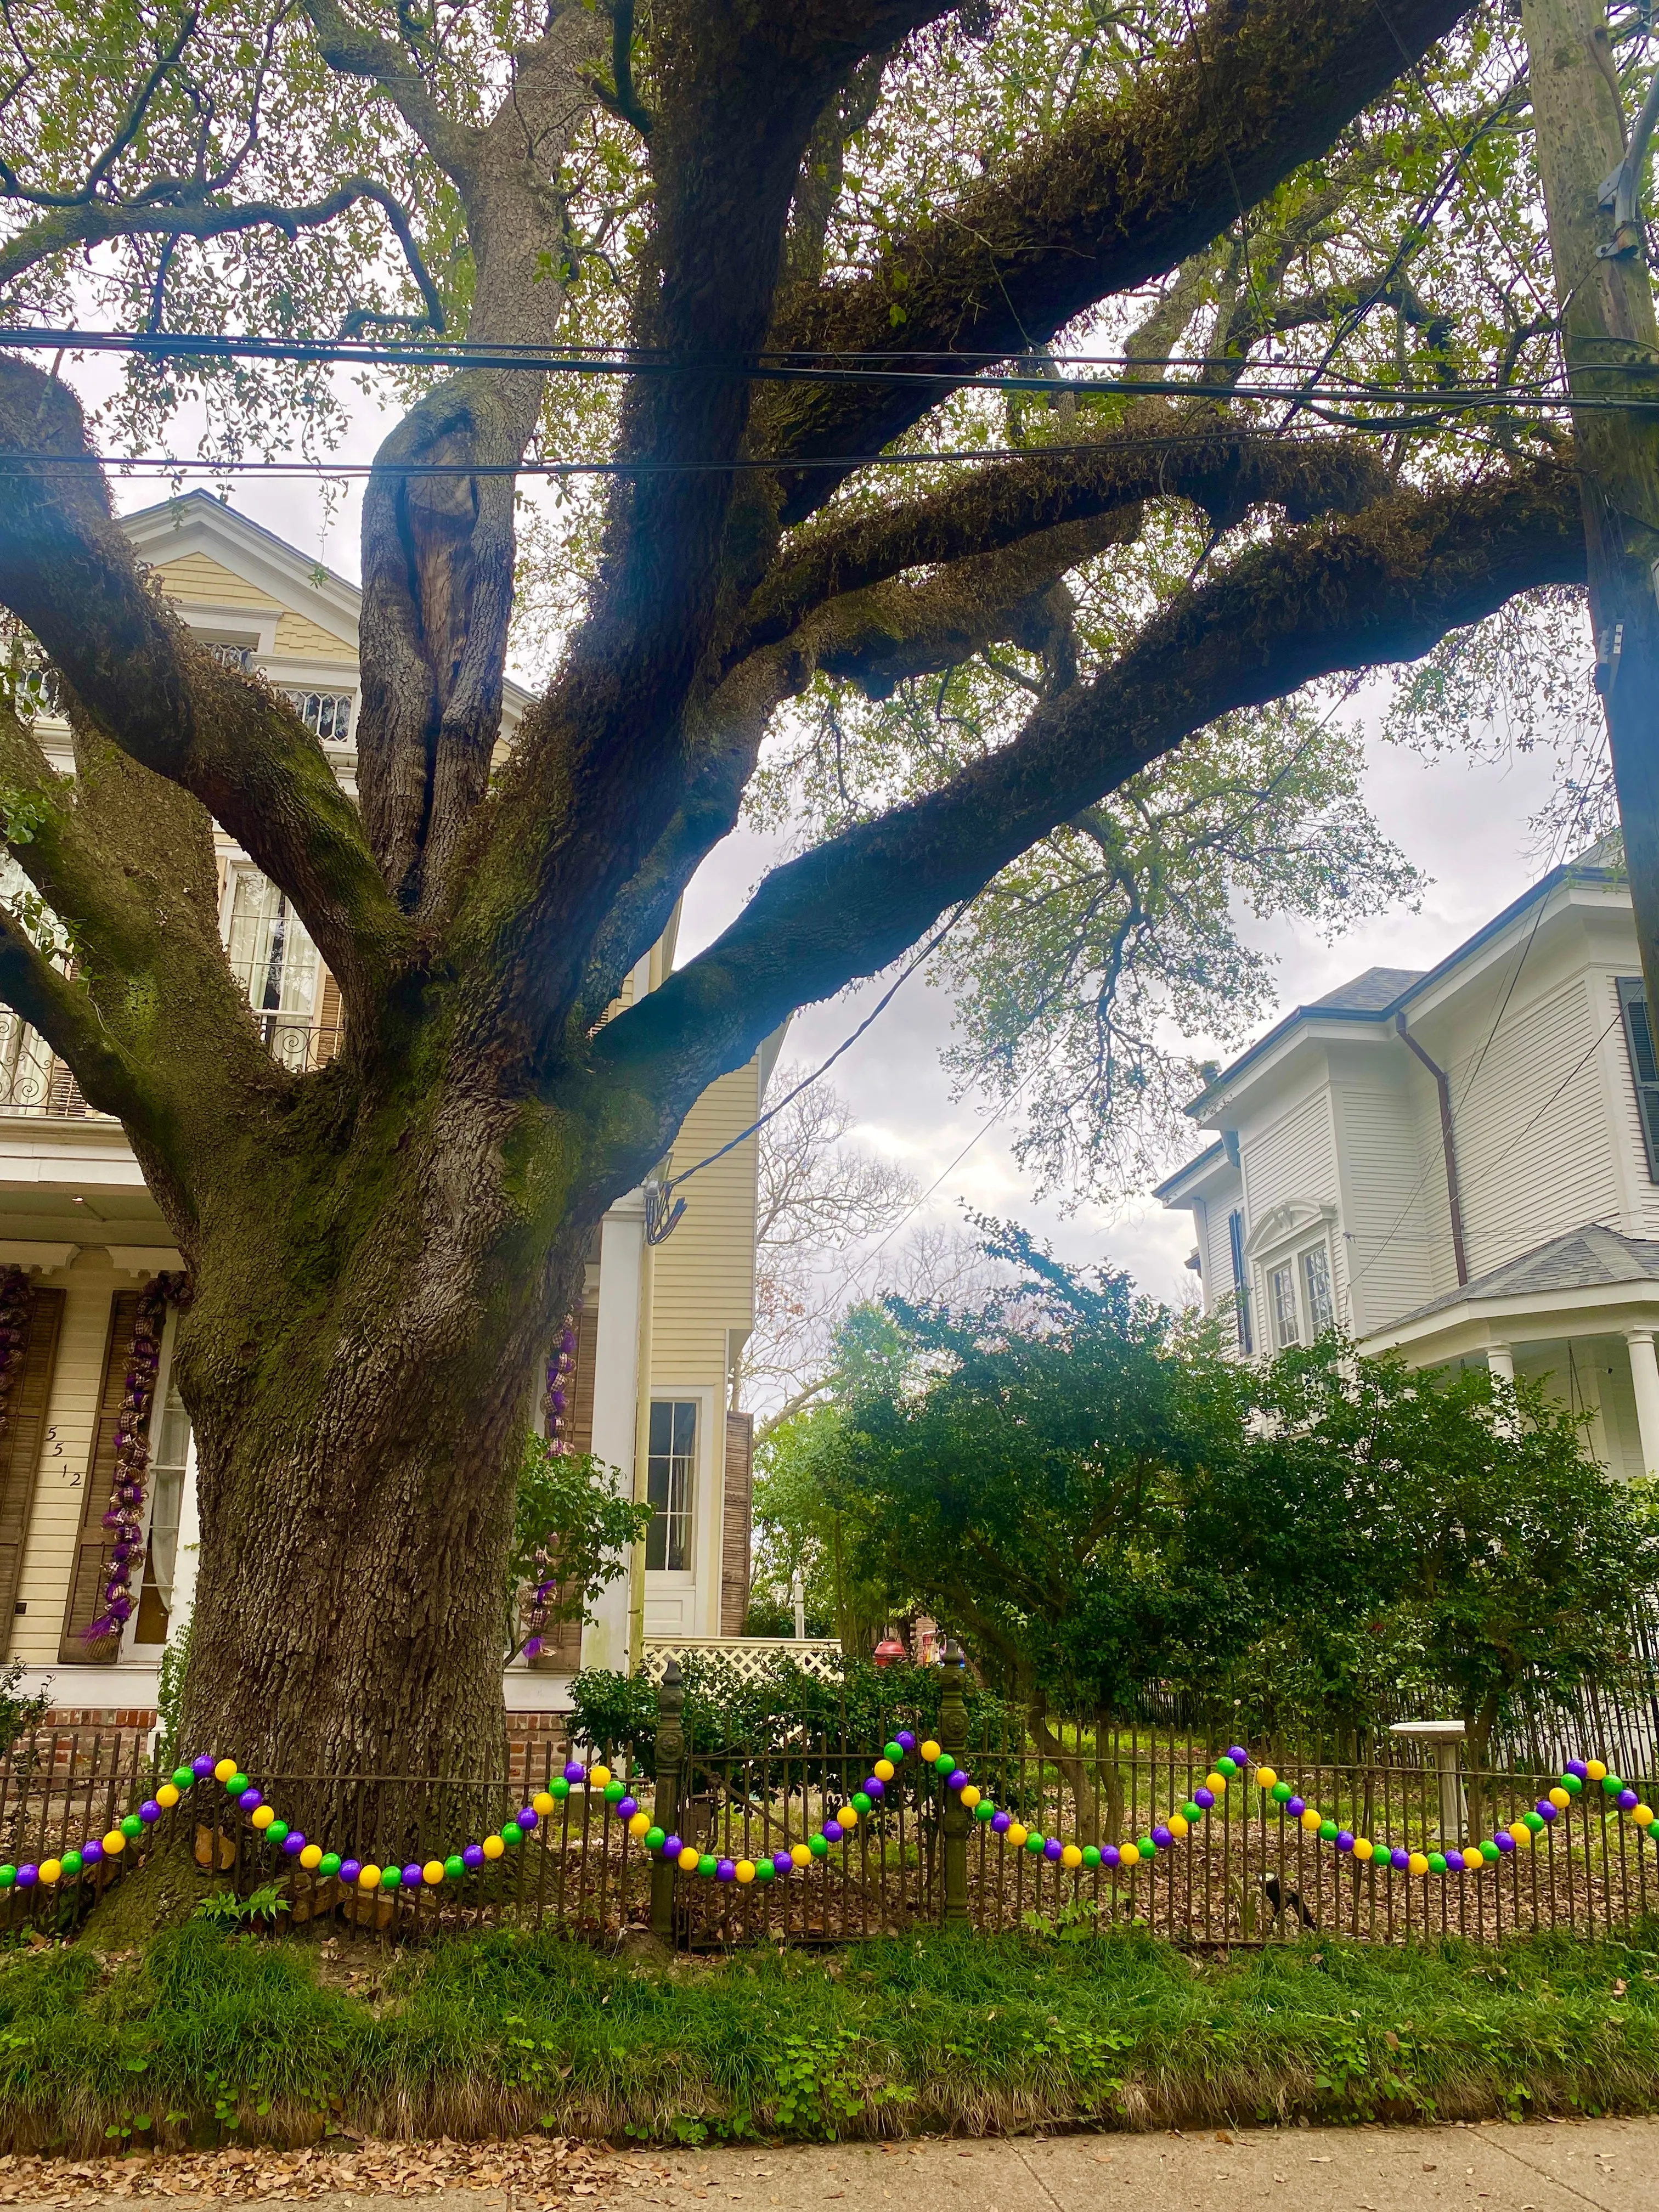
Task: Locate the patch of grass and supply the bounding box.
[0,1920,1656,2152]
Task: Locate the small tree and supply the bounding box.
[505,1438,651,1665]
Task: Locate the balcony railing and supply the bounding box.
[0,1015,345,1118]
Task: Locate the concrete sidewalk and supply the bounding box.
[18,2119,1659,2211]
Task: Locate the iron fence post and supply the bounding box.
[651,1659,685,1944]
[939,1641,970,1929]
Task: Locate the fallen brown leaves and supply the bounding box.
[0,2135,664,2205]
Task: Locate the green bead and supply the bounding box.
[1605,1775,1625,1797]
[61,1850,82,1877]
[697,1853,718,1878]
[1481,1840,1500,1861]
[227,1773,249,1796]
[808,1834,828,1859]
[974,1800,995,1822]
[1082,1844,1102,1869]
[1562,1772,1583,1794]
[603,1778,626,1804]
[755,1858,776,1882]
[645,1826,665,1852]
[1138,1838,1158,1861]
[935,1751,955,1773]
[551,1776,571,1800]
[1182,1801,1203,1823]
[320,1853,341,1876]
[382,1865,402,1889]
[267,1820,288,1845]
[884,1742,905,1764]
[1370,1840,1388,1860]
[171,1767,193,1792]
[1524,1810,1545,1832]
[1216,1755,1238,1778]
[853,1792,873,1815]
[120,1814,143,1840]
[501,1821,523,1847]
[444,1855,465,1881]
[1024,1831,1045,1854]
[1271,1780,1293,1803]
[1428,1852,1447,1874]
[1319,1820,1339,1843]
[0,1866,15,1888]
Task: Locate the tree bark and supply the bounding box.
[1520,0,1659,1003]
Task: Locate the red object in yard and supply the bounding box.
[872,1637,907,1668]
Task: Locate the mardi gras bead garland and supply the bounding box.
[3,1737,1655,1900]
[83,1272,193,1646]
[0,1266,33,1458]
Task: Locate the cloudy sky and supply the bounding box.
[96,383,1571,1313]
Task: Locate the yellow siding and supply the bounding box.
[9,1254,122,1664]
[274,610,356,662]
[650,1058,760,1397]
[148,552,278,612]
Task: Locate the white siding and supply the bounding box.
[1330,1073,1441,1334]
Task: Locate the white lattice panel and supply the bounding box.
[640,1637,842,1684]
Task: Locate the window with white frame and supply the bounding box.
[646,1399,697,1572]
[225,869,320,1069]
[132,1376,191,1646]
[1301,1242,1335,1335]
[1268,1264,1299,1349]
[283,690,354,743]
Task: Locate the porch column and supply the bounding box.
[580,1190,647,1673]
[1627,1328,1659,1477]
[1486,1342,1515,1385]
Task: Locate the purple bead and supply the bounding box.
[283,1831,306,1856]
[563,1760,586,1786]
[1495,1830,1516,1853]
[1336,1830,1355,1853]
[823,1819,844,1843]
[1390,1847,1410,1871]
[772,1851,793,1876]
[340,1858,362,1884]
[991,1809,1012,1834]
[864,1778,884,1799]
[1227,1747,1248,1769]
[401,1863,422,1888]
[715,1859,736,1883]
[617,1797,638,1821]
[82,1838,104,1865]
[1566,1759,1589,1781]
[1537,1799,1559,1822]
[1285,1796,1306,1819]
[1101,1844,1121,1867]
[191,1754,213,1780]
[523,1638,543,1660]
[139,1799,161,1823]
[462,1843,484,1869]
[15,1864,36,1887]
[1153,1824,1173,1849]
[517,1805,539,1830]
[1043,1836,1063,1862]
[1194,1785,1215,1809]
[947,1768,969,1791]
[663,1835,683,1860]
[896,1731,916,1753]
[1620,1788,1640,1812]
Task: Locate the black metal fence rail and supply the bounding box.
[4,1656,1659,1950]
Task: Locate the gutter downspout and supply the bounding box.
[1395,1012,1469,1286]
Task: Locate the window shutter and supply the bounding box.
[721,1412,754,1636]
[1618,977,1659,1183]
[315,970,343,1067]
[1227,1209,1253,1355]
[58,1291,141,1663]
[0,1287,63,1644]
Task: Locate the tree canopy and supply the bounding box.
[0,0,1625,1770]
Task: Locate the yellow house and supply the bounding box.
[0,492,769,1745]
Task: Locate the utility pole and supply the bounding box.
[1520,0,1659,1007]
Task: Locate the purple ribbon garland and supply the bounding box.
[83,1271,193,1645]
[522,1321,579,1661]
[0,1268,33,1469]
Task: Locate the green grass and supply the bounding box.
[1,1920,1658,2153]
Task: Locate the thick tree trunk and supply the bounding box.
[161,1086,593,1792]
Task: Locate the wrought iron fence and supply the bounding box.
[6,1660,1659,1952]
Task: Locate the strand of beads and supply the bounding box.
[1252,1753,1656,1877]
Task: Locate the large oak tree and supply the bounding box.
[0,0,1600,1776]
